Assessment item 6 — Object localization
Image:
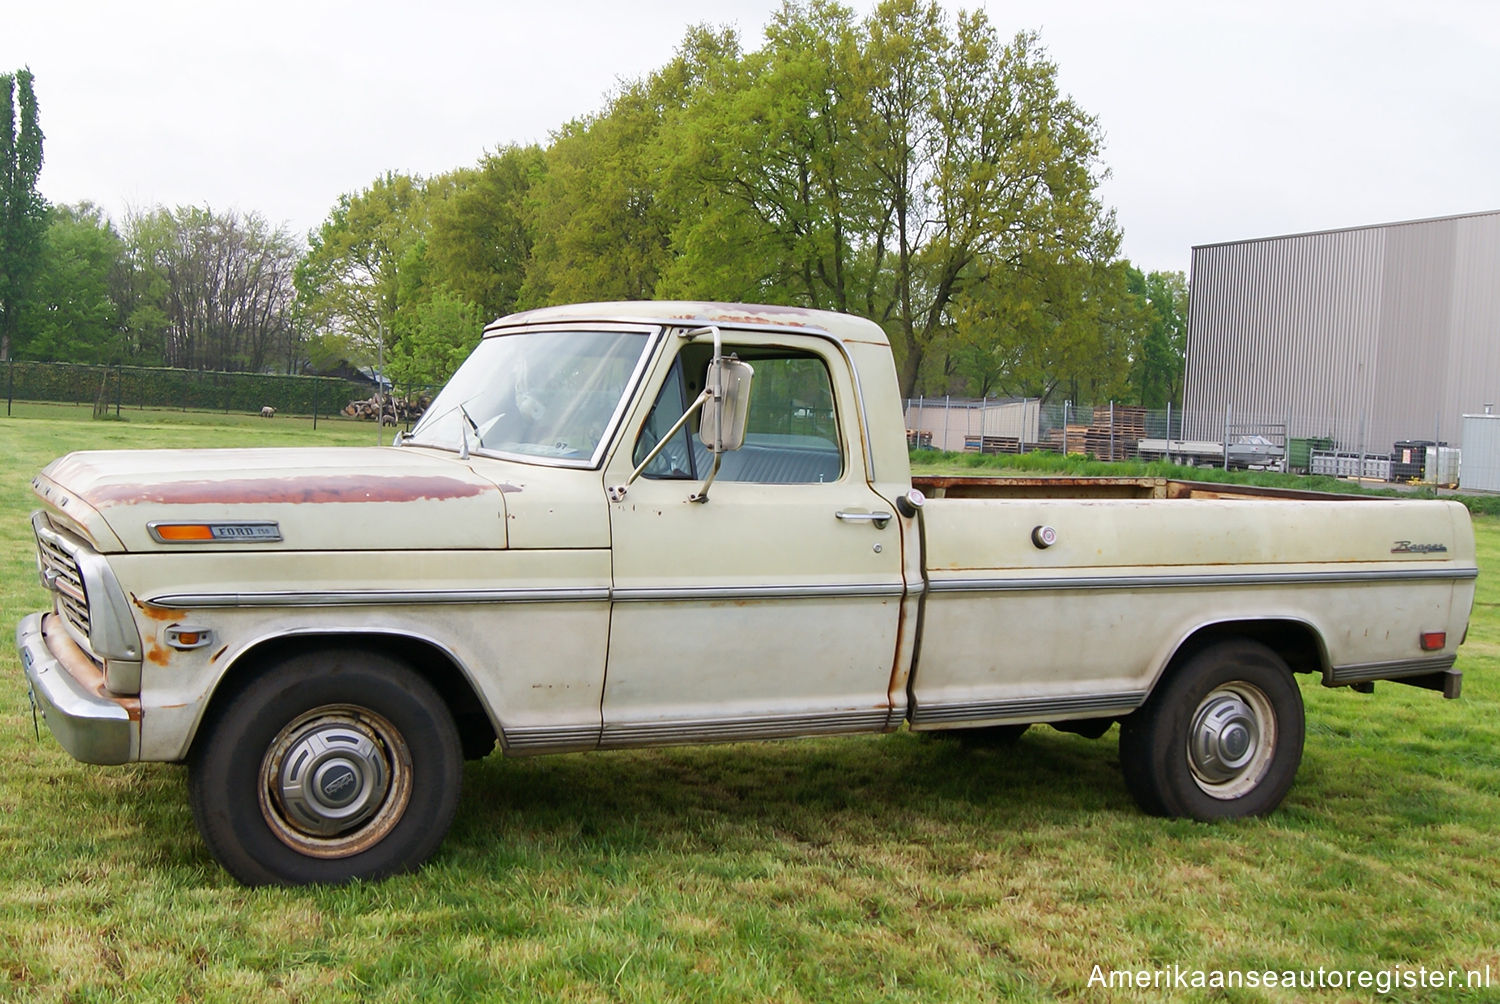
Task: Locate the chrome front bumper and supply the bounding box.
[17,612,138,765]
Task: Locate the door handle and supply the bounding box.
[835,509,893,529]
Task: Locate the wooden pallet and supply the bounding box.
[963,435,1020,454]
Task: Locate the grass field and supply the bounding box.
[0,408,1497,1002]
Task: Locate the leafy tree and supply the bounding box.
[292,4,1128,402]
[519,27,739,307]
[114,210,173,365]
[296,172,428,367]
[426,146,544,321]
[17,203,124,363]
[387,286,484,389]
[652,1,1118,397]
[947,256,1139,403]
[1129,268,1188,407]
[1,68,46,361]
[656,3,869,307]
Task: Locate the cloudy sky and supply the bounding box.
[4,0,1497,275]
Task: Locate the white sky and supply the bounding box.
[4,0,1497,276]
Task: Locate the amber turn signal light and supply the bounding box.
[153,524,215,541]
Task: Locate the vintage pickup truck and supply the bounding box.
[18,301,1477,885]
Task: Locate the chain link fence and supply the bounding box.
[2,360,379,421]
[902,397,1453,481]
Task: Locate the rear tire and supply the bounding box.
[1119,640,1303,819]
[189,649,462,886]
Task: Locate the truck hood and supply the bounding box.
[33,447,512,553]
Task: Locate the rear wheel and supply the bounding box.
[1119,640,1304,819]
[189,649,462,886]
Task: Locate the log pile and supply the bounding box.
[343,394,430,424]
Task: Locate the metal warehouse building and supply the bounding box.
[1182,209,1500,455]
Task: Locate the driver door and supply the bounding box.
[601,330,905,747]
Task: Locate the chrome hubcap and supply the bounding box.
[277,721,389,836]
[1187,683,1276,799]
[260,706,413,857]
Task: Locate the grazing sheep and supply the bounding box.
[260,406,276,418]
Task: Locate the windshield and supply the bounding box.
[407,327,653,465]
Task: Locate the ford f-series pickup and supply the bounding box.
[17,301,1477,885]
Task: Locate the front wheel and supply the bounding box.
[189,650,462,886]
[1119,640,1304,819]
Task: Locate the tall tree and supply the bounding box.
[0,68,46,361]
[386,286,485,390]
[114,210,173,365]
[1129,268,1188,407]
[126,206,301,371]
[947,256,1140,403]
[519,26,739,307]
[17,203,124,363]
[656,2,869,307]
[655,1,1119,396]
[296,172,428,368]
[426,145,544,322]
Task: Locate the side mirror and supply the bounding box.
[699,357,754,453]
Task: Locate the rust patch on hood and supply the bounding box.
[84,474,491,507]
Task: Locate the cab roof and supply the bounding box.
[487,300,890,346]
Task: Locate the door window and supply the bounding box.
[633,347,843,484]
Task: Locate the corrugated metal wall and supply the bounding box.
[1183,210,1500,452]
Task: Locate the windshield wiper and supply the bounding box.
[457,404,481,459]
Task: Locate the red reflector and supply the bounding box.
[1420,632,1446,652]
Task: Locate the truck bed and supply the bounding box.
[912,475,1369,502]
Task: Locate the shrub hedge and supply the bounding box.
[3,361,373,417]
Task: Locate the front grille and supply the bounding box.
[36,522,92,641]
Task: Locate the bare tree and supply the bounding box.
[124,207,303,371]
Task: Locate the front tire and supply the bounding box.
[189,649,462,886]
[1119,640,1304,819]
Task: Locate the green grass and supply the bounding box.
[0,410,1497,1001]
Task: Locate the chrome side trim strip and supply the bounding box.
[600,708,893,748]
[927,566,1478,594]
[147,565,1467,609]
[910,691,1148,726]
[501,724,601,754]
[149,582,907,609]
[611,582,908,603]
[149,587,612,609]
[1328,654,1458,684]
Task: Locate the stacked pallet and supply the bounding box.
[1082,407,1148,460]
[1041,424,1090,453]
[963,435,1020,453]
